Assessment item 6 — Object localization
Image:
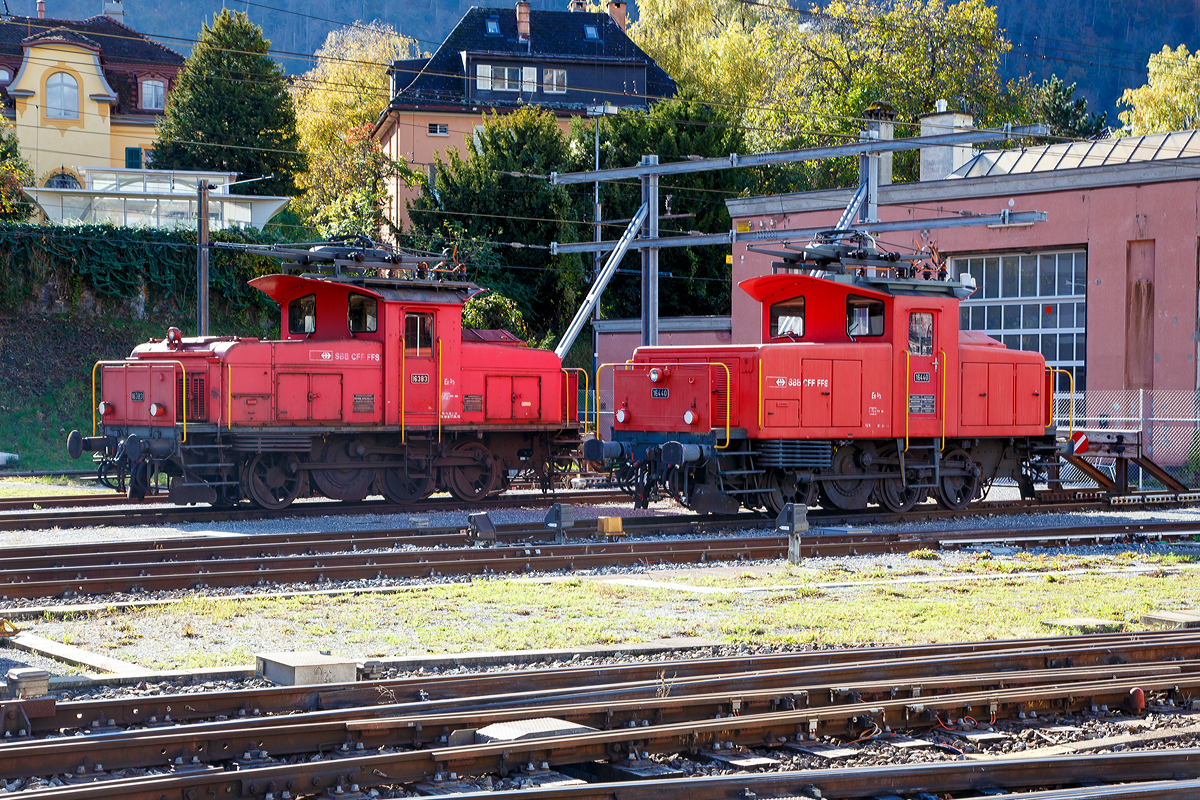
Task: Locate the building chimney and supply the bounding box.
[516,1,531,41]
[864,101,896,185]
[919,100,974,181]
[37,0,44,19]
[568,0,585,10]
[606,0,626,30]
[103,0,124,22]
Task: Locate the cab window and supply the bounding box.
[909,312,934,356]
[405,312,434,356]
[348,293,378,333]
[847,294,884,337]
[288,294,316,334]
[769,297,804,337]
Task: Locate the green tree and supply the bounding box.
[1119,45,1200,134]
[154,10,305,196]
[566,97,752,321]
[0,126,33,221]
[298,123,416,239]
[628,0,775,112]
[406,106,584,342]
[749,0,1034,187]
[462,292,532,340]
[1038,75,1106,139]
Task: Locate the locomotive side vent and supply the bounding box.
[177,375,207,421]
[759,440,833,468]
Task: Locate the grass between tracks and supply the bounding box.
[27,558,1200,672]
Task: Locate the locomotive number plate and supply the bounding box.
[909,394,936,414]
[410,374,430,384]
[914,372,931,383]
[130,390,145,402]
[651,388,669,398]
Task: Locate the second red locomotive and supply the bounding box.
[586,251,1059,514]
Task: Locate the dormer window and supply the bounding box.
[46,72,79,120]
[584,25,599,39]
[0,68,10,84]
[485,18,500,35]
[141,79,166,111]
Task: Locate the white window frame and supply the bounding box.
[543,68,567,94]
[475,64,492,91]
[46,71,79,120]
[521,66,537,93]
[584,25,599,39]
[492,66,521,92]
[141,78,166,111]
[0,68,11,83]
[427,123,449,136]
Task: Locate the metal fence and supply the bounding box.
[1053,389,1200,489]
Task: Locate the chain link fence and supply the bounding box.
[1053,389,1200,489]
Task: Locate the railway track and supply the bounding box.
[1,631,1199,797]
[0,515,1194,602]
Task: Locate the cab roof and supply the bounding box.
[250,274,478,306]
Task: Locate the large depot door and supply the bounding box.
[905,310,942,437]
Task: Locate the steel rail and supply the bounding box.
[1,660,1187,781]
[15,631,1200,735]
[18,675,1200,799]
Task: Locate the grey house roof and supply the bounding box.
[388,6,675,113]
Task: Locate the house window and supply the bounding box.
[45,171,81,189]
[485,18,500,35]
[493,66,521,92]
[475,64,492,91]
[544,68,567,94]
[46,72,79,120]
[584,24,599,39]
[427,123,449,136]
[125,147,143,169]
[142,79,165,111]
[0,68,10,83]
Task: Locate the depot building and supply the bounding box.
[723,113,1200,395]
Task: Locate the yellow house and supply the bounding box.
[2,3,183,187]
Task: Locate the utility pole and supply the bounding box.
[593,115,602,380]
[196,181,213,337]
[639,154,659,346]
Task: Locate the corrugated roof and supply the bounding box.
[946,130,1200,179]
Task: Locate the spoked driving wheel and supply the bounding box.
[879,476,922,513]
[935,448,982,510]
[377,467,434,505]
[822,445,873,510]
[312,437,376,502]
[243,453,306,510]
[444,442,501,502]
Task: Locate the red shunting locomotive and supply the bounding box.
[67,245,581,509]
[585,250,1059,515]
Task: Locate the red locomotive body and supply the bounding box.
[588,270,1058,514]
[69,272,580,509]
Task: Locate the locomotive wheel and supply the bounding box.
[762,469,797,516]
[879,476,922,513]
[444,442,501,502]
[822,446,873,510]
[244,453,306,510]
[312,437,376,502]
[935,448,982,511]
[377,467,434,505]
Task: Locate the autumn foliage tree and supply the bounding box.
[0,126,33,220]
[154,10,305,196]
[1119,45,1200,134]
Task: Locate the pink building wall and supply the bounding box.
[728,172,1200,392]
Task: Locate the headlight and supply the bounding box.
[683,410,697,425]
[616,408,629,424]
[649,368,662,383]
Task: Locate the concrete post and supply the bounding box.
[640,155,659,346]
[196,183,210,337]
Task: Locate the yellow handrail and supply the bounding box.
[561,368,590,433]
[597,360,732,449]
[226,362,232,430]
[92,359,187,442]
[436,337,443,443]
[400,336,406,443]
[938,348,947,452]
[757,359,763,429]
[903,350,910,452]
[1048,366,1075,435]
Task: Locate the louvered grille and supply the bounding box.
[711,366,730,426]
[177,375,207,421]
[759,440,833,468]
